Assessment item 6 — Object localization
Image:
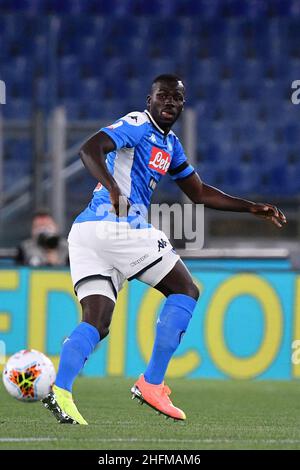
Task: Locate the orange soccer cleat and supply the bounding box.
[131,374,186,421]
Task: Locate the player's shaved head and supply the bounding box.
[147,74,185,132]
[151,74,185,93]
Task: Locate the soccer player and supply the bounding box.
[42,74,286,424]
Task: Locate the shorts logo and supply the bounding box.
[158,238,168,252]
[130,253,149,267]
[149,147,171,175]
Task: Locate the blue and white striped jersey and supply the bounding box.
[75,110,195,225]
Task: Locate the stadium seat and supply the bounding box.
[61,99,82,120]
[58,56,80,83]
[1,9,300,197]
[79,78,104,102]
[2,99,32,119]
[190,59,221,85]
[33,77,50,107]
[99,99,130,119]
[176,0,221,18]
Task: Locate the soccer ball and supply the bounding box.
[2,349,56,401]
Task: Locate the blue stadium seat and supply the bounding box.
[225,101,259,123]
[287,59,300,82]
[33,77,49,107]
[176,0,221,18]
[269,0,292,16]
[263,59,287,80]
[190,59,220,85]
[4,57,34,94]
[251,145,284,168]
[201,144,222,164]
[45,0,87,14]
[286,163,300,194]
[263,165,288,196]
[235,59,264,83]
[6,0,47,13]
[4,139,32,190]
[58,79,81,99]
[79,100,103,119]
[205,122,234,146]
[5,139,32,162]
[148,58,181,81]
[61,99,82,120]
[79,78,104,102]
[290,0,300,17]
[126,79,147,104]
[201,143,242,166]
[90,0,135,16]
[197,162,219,186]
[58,56,80,83]
[261,79,286,103]
[283,123,300,145]
[220,163,260,195]
[80,98,128,120]
[217,80,239,103]
[78,36,104,69]
[32,35,48,71]
[2,99,32,119]
[195,101,222,122]
[0,9,299,196]
[102,58,128,81]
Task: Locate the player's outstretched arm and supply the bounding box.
[79,131,129,216]
[176,172,287,228]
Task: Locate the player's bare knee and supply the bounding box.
[186,282,199,301]
[98,316,111,339]
[100,327,109,339]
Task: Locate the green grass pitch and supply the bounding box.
[1,377,300,450]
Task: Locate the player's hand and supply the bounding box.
[250,203,287,228]
[109,186,130,217]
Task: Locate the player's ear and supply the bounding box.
[146,94,151,108]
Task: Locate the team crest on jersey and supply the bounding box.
[148,147,171,175]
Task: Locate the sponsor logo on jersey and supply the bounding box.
[149,133,157,143]
[148,147,171,175]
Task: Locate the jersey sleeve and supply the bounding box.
[168,137,195,181]
[100,112,148,150]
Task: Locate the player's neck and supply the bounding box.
[145,110,171,136]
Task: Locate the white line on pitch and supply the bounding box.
[0,438,56,442]
[2,437,300,445]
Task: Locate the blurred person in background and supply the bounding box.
[16,209,69,267]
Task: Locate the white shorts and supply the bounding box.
[68,221,179,302]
